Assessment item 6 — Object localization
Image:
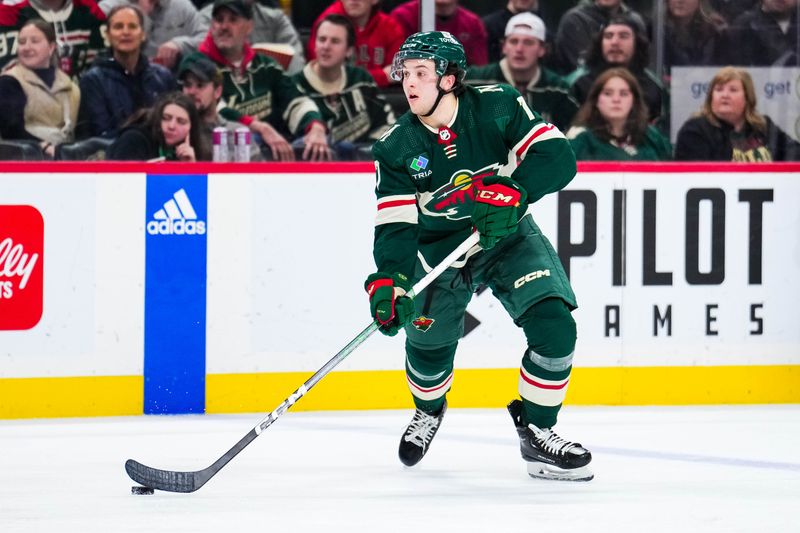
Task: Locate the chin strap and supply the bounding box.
[421,76,456,117]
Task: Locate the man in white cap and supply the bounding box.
[466,12,578,132]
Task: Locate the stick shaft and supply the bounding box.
[254,231,480,434]
[126,232,480,492]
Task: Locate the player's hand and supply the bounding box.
[175,135,196,162]
[364,272,414,336]
[471,176,528,250]
[251,120,294,161]
[302,122,332,162]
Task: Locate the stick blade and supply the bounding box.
[125,459,204,493]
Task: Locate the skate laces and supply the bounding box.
[404,410,440,448]
[531,426,580,456]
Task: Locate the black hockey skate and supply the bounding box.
[398,401,447,467]
[507,399,593,481]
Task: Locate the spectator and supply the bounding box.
[293,14,395,159]
[99,0,207,71]
[0,0,107,78]
[199,0,331,161]
[391,0,488,66]
[107,91,211,160]
[308,1,404,87]
[567,68,672,160]
[725,0,799,66]
[483,0,558,63]
[0,19,80,158]
[77,4,176,139]
[663,0,728,76]
[554,0,646,74]
[466,12,578,132]
[178,51,262,160]
[566,14,668,128]
[675,66,800,161]
[710,0,758,22]
[199,0,307,75]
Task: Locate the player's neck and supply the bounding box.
[419,93,458,129]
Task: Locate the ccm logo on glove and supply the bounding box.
[475,184,523,206]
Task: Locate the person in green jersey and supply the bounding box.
[365,31,593,481]
[466,12,578,132]
[292,14,395,160]
[567,67,672,161]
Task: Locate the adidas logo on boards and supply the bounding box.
[146,188,206,235]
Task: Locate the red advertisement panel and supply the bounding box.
[0,205,44,330]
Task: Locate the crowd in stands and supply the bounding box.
[0,0,798,162]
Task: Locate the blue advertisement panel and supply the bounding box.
[144,174,208,414]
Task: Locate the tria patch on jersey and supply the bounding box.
[406,153,432,180]
[412,316,435,332]
[418,163,504,220]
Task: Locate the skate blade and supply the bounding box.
[526,462,594,482]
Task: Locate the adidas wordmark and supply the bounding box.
[146,189,206,235]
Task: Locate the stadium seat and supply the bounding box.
[0,140,44,161]
[55,137,114,161]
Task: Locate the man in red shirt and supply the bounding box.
[390,0,488,66]
[308,0,405,87]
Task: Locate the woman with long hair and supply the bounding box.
[663,0,727,78]
[567,68,672,161]
[107,92,211,161]
[0,19,80,158]
[77,4,175,139]
[675,66,800,161]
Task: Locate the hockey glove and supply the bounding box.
[471,176,528,250]
[365,272,415,336]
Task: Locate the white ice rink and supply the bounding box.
[1,405,799,533]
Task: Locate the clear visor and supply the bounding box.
[389,51,447,82]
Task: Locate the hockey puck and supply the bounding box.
[131,485,155,495]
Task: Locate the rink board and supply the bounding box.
[1,162,798,418]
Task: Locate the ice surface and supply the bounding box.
[1,405,798,532]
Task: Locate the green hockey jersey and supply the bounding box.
[371,83,577,279]
[213,52,321,138]
[292,63,395,144]
[466,60,579,132]
[566,125,673,161]
[0,0,107,78]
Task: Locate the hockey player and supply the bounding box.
[364,31,593,481]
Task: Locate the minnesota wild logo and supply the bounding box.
[412,315,435,332]
[418,163,503,220]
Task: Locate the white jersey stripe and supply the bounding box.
[376,205,417,225]
[512,122,566,160]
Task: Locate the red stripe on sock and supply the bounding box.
[519,369,568,390]
[407,373,453,393]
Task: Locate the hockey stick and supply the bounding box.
[125,231,481,493]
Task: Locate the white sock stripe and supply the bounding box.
[407,372,453,401]
[518,368,569,407]
[520,367,569,387]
